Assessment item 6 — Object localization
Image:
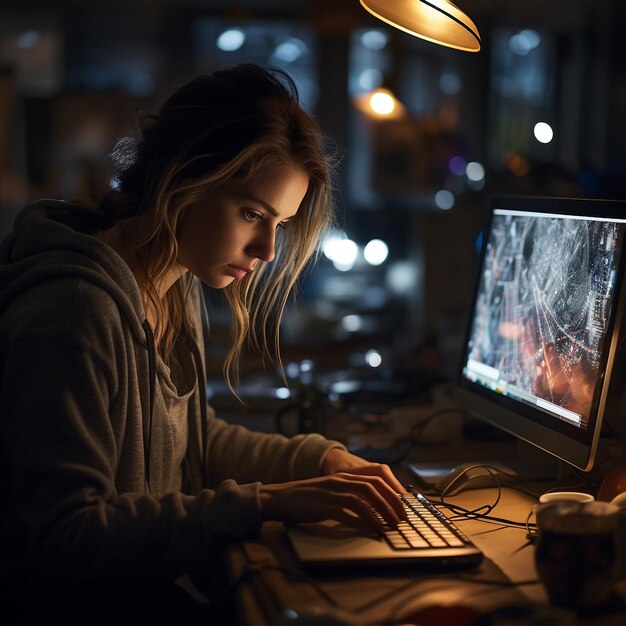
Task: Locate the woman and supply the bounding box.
[0,64,405,623]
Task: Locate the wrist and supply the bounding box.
[258,483,282,521]
[321,446,349,475]
[258,485,271,520]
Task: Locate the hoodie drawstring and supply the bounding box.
[141,319,156,494]
[189,341,209,489]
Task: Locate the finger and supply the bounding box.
[300,491,385,533]
[334,508,382,537]
[337,473,406,520]
[333,476,403,526]
[339,493,387,533]
[339,463,407,495]
[373,464,408,495]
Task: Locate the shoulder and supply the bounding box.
[2,276,136,355]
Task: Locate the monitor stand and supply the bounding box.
[507,439,562,482]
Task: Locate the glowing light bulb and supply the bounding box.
[366,350,382,368]
[217,29,245,52]
[534,122,554,144]
[435,190,455,210]
[358,68,383,91]
[466,161,485,182]
[342,315,362,332]
[323,231,358,271]
[364,239,389,265]
[370,90,395,115]
[361,29,389,50]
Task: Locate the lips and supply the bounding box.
[227,265,255,279]
[231,264,255,273]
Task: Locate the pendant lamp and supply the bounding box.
[359,0,481,52]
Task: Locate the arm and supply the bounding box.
[188,280,349,486]
[188,280,407,537]
[201,414,346,485]
[1,332,261,584]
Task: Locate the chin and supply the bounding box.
[193,272,235,289]
[216,278,236,289]
[211,279,236,289]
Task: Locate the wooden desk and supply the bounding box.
[225,486,626,626]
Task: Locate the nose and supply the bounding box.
[247,223,276,263]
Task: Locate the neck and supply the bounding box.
[95,217,187,308]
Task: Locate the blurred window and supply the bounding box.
[488,28,557,171]
[194,19,317,112]
[349,27,391,96]
[0,17,63,96]
[347,27,391,209]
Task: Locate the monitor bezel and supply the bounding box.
[455,194,626,471]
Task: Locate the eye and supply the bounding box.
[243,209,263,223]
[277,222,288,231]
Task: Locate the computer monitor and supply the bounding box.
[453,194,626,472]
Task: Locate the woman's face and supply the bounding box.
[176,162,309,288]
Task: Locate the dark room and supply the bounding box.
[2,1,626,625]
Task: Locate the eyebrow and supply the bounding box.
[244,194,296,221]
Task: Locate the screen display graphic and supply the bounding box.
[463,209,624,428]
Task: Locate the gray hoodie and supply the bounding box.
[0,200,342,585]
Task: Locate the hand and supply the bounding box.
[321,448,407,495]
[259,470,406,536]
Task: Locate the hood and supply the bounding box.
[0,199,147,342]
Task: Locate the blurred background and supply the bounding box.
[1,0,625,436]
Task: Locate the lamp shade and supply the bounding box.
[359,0,481,52]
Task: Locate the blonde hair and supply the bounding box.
[100,64,336,393]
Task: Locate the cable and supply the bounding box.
[437,500,537,531]
[346,568,540,619]
[431,463,542,500]
[372,574,541,625]
[384,407,470,465]
[407,479,538,531]
[524,508,537,542]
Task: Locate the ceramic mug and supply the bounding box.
[538,491,595,504]
[534,500,621,608]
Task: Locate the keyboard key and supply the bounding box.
[381,493,471,551]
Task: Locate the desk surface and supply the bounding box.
[225,484,626,626]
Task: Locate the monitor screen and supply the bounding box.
[455,195,626,471]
